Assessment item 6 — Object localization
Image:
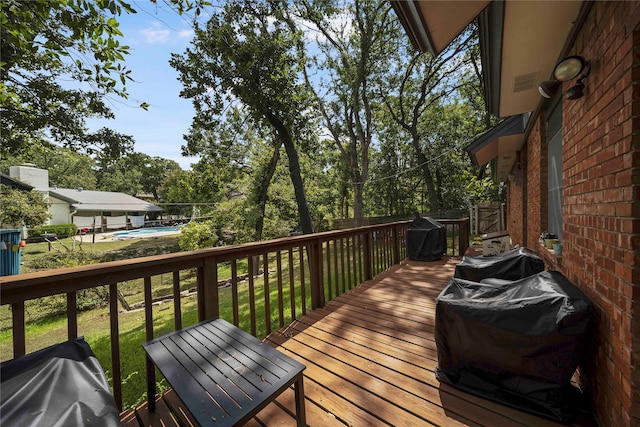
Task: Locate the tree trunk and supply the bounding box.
[411,135,440,212]
[281,135,314,234]
[352,181,364,227]
[253,144,280,242]
[265,111,314,234]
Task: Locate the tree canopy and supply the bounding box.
[0,0,208,155]
[2,0,505,241]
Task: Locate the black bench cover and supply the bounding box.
[1,337,120,427]
[435,271,593,422]
[454,247,544,281]
[407,216,445,261]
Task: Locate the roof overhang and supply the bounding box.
[0,174,34,191]
[68,203,163,212]
[480,1,583,117]
[390,1,490,56]
[466,114,528,182]
[392,1,584,117]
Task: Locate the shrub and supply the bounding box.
[29,224,78,239]
[179,220,219,251]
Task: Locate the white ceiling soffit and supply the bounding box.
[466,114,526,182]
[498,1,582,117]
[419,1,490,56]
[493,134,524,182]
[392,1,490,56]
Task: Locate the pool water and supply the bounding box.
[112,227,181,237]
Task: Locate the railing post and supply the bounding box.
[199,257,219,321]
[309,239,325,309]
[461,218,470,255]
[66,291,77,340]
[109,283,122,411]
[144,277,155,412]
[12,302,25,358]
[363,232,372,281]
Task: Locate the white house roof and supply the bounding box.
[49,188,163,213]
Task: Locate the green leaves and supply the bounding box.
[0,186,51,229]
[1,0,207,155]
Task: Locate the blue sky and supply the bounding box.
[86,2,206,170]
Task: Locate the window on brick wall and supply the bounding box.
[547,97,562,240]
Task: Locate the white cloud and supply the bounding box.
[177,29,194,39]
[138,22,193,45]
[141,24,170,44]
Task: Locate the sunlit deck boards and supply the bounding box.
[122,257,595,426]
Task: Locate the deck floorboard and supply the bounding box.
[121,256,596,426]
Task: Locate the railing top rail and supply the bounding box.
[0,221,419,304]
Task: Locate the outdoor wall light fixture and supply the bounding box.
[538,55,591,100]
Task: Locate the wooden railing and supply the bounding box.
[0,218,469,410]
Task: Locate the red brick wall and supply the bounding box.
[507,2,640,425]
[506,157,523,245]
[522,113,547,248]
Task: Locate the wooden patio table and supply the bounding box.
[143,318,306,426]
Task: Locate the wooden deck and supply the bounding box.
[121,256,596,426]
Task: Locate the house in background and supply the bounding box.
[393,1,639,426]
[9,164,162,230]
[0,173,35,192]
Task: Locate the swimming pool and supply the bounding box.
[112,226,181,238]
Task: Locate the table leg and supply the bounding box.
[146,354,156,412]
[294,375,306,427]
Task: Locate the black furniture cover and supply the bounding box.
[435,271,593,422]
[1,337,120,427]
[407,216,445,261]
[454,247,544,282]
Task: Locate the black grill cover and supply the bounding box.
[1,337,120,427]
[454,247,544,281]
[435,271,592,422]
[407,216,445,261]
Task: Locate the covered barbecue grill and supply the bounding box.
[1,337,120,426]
[406,215,446,261]
[454,247,544,282]
[435,271,593,422]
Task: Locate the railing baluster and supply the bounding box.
[346,237,352,290]
[373,232,379,275]
[363,232,372,281]
[248,256,257,336]
[326,241,333,301]
[67,291,77,340]
[308,239,324,309]
[357,235,363,284]
[383,230,388,270]
[333,239,339,297]
[172,271,182,331]
[392,226,399,265]
[340,238,346,293]
[373,230,380,276]
[12,302,25,358]
[197,266,205,322]
[276,251,284,328]
[231,259,239,327]
[351,235,359,287]
[288,248,296,320]
[263,253,271,335]
[143,276,155,410]
[109,283,122,411]
[144,277,153,341]
[299,246,306,315]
